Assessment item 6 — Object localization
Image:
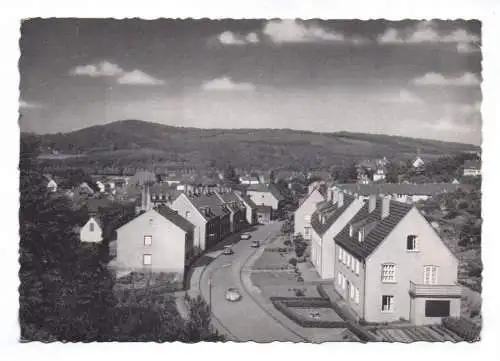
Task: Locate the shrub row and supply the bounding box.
[442,317,481,342]
[265,247,290,253]
[270,296,331,308]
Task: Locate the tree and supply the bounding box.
[181,294,225,342]
[269,170,276,184]
[293,234,307,259]
[223,163,239,184]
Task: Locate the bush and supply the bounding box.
[283,240,291,246]
[297,276,304,283]
[442,317,481,342]
[294,288,306,297]
[289,258,297,267]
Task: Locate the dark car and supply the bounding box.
[222,245,234,255]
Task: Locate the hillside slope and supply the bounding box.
[27,119,479,171]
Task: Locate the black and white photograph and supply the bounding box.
[17,16,484,343]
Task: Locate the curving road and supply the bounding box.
[197,222,306,342]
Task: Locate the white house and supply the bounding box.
[463,160,481,177]
[412,156,425,168]
[80,216,103,243]
[111,205,194,282]
[47,179,58,193]
[294,187,325,240]
[239,176,260,185]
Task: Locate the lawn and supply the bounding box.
[292,307,344,323]
[252,250,291,270]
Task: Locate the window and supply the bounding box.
[89,222,94,232]
[185,211,190,218]
[304,227,311,237]
[354,288,360,304]
[423,265,439,285]
[337,246,342,261]
[425,300,450,317]
[407,235,418,251]
[144,235,152,246]
[338,272,342,286]
[304,215,311,222]
[343,251,348,265]
[143,254,152,265]
[355,259,360,275]
[342,275,346,290]
[349,224,353,237]
[350,284,355,299]
[339,248,343,262]
[381,263,397,283]
[381,295,394,312]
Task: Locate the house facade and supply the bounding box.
[80,216,103,243]
[333,195,461,325]
[112,206,194,283]
[463,160,481,177]
[215,191,247,233]
[294,187,326,239]
[235,192,258,225]
[309,189,364,280]
[246,184,284,220]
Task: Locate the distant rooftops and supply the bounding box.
[247,183,285,201]
[337,183,474,197]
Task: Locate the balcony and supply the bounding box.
[409,281,462,298]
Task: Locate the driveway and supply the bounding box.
[196,222,306,342]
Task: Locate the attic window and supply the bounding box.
[89,222,94,232]
[185,211,190,218]
[144,235,152,246]
[407,235,418,251]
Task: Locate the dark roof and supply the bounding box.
[310,194,356,236]
[156,205,195,233]
[187,193,230,220]
[335,199,413,259]
[337,183,474,197]
[239,194,257,209]
[247,183,285,201]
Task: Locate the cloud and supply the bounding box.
[382,89,422,104]
[116,70,165,85]
[19,100,43,109]
[216,30,260,45]
[70,61,125,77]
[378,21,480,46]
[262,19,362,44]
[456,42,481,54]
[69,61,164,86]
[412,72,481,86]
[201,77,256,91]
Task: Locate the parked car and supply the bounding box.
[240,233,251,240]
[250,240,260,248]
[225,288,242,302]
[223,245,234,255]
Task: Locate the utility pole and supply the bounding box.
[208,277,212,314]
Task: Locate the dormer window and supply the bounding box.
[358,228,365,242]
[349,224,353,237]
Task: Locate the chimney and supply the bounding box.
[338,191,344,207]
[358,228,365,242]
[381,196,391,219]
[332,188,339,204]
[368,194,377,213]
[141,184,152,211]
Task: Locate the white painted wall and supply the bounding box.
[115,210,188,280]
[171,193,207,251]
[80,217,103,243]
[247,190,279,210]
[364,207,459,323]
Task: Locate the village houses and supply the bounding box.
[463,159,481,177]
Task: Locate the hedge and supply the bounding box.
[272,300,348,329]
[442,317,481,342]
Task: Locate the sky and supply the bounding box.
[19,19,482,145]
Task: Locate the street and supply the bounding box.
[197,221,305,342]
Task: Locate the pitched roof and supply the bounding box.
[335,199,413,259]
[247,183,285,201]
[337,183,474,197]
[186,193,230,220]
[155,205,195,233]
[310,193,356,236]
[298,187,327,208]
[239,194,257,209]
